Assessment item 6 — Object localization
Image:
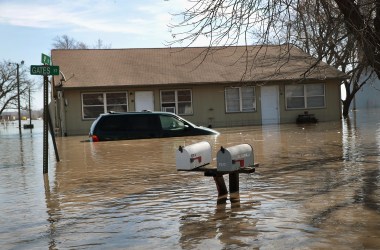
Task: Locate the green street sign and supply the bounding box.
[41,53,51,65]
[30,65,59,75]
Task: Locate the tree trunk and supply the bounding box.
[342,95,354,118]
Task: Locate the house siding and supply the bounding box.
[57,80,341,136]
[278,80,342,123]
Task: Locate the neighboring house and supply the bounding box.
[354,68,380,109]
[51,44,347,136]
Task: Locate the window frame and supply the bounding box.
[160,89,193,115]
[81,92,129,120]
[225,86,257,113]
[285,83,326,110]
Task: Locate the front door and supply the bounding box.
[135,91,154,111]
[260,85,279,124]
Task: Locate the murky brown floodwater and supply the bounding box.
[1,109,379,249]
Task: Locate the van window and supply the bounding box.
[159,115,185,131]
[99,115,156,131]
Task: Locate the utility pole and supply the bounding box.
[16,63,21,135]
[9,61,24,135]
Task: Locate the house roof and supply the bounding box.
[51,44,347,88]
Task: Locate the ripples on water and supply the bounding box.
[1,109,380,249]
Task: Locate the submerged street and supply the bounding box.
[1,109,379,249]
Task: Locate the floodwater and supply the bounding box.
[1,109,379,250]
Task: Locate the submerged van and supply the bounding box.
[89,111,219,142]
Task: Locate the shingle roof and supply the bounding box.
[51,44,347,88]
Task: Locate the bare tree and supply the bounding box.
[76,42,89,49]
[52,35,111,49]
[0,61,33,116]
[93,39,111,49]
[52,35,79,49]
[334,0,380,77]
[289,1,373,117]
[168,0,380,117]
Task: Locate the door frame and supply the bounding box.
[135,91,154,111]
[260,85,280,124]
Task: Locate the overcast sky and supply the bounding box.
[0,0,206,109]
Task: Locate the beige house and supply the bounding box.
[51,44,346,136]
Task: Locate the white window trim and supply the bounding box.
[81,92,128,120]
[285,84,326,110]
[225,86,256,113]
[160,89,193,115]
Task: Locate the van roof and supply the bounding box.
[104,111,174,115]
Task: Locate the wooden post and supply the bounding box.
[178,164,258,203]
[229,172,240,204]
[47,109,60,162]
[229,172,239,193]
[213,175,228,204]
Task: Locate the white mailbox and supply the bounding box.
[176,141,212,170]
[217,144,254,171]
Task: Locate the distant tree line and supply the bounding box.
[52,35,111,49]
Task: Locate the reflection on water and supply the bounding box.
[1,109,380,249]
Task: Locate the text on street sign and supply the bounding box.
[30,65,59,75]
[41,53,51,65]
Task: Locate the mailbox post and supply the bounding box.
[229,172,239,193]
[213,175,228,204]
[176,142,258,204]
[216,143,254,200]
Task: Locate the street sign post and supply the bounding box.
[30,61,60,174]
[41,53,50,65]
[30,65,59,75]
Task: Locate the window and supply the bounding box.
[225,86,256,112]
[98,115,157,131]
[160,90,193,115]
[82,92,128,119]
[285,84,325,109]
[159,115,185,131]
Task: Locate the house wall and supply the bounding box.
[189,84,261,127]
[278,80,342,123]
[57,80,342,136]
[156,84,262,128]
[63,90,92,135]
